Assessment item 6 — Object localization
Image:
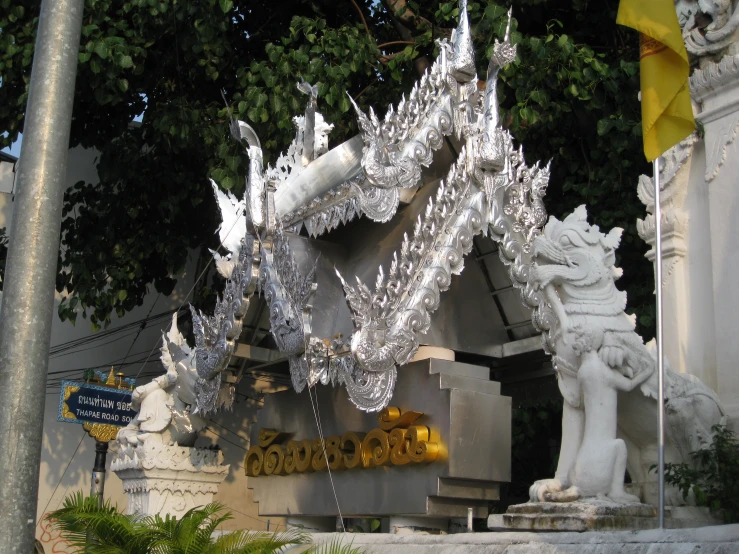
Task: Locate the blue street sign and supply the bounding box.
[58,380,137,427]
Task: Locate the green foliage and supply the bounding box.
[48,492,365,553]
[659,425,739,523]
[0,0,653,336]
[348,518,381,533]
[504,398,562,504]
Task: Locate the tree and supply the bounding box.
[0,0,653,337]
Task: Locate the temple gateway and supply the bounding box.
[104,0,739,547]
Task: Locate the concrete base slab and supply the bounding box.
[490,501,657,532]
[290,524,739,553]
[489,501,722,532]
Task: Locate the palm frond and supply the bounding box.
[304,537,367,554]
[47,494,326,554]
[210,528,309,553]
[46,492,155,554]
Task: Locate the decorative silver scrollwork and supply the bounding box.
[338,152,486,381]
[259,227,317,392]
[189,234,259,415]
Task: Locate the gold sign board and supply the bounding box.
[245,406,442,476]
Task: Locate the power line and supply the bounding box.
[131,210,246,383]
[203,426,248,452]
[49,329,141,359]
[120,294,160,366]
[48,308,179,357]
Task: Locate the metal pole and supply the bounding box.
[90,441,109,508]
[0,0,84,552]
[653,157,666,529]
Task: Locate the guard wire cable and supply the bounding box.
[131,205,246,382]
[307,379,345,531]
[261,226,346,532]
[307,382,346,531]
[35,428,86,529]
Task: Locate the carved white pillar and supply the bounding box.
[111,441,229,519]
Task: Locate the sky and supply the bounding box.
[1,133,22,158]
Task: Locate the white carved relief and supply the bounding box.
[690,53,739,99]
[111,440,229,518]
[704,113,739,181]
[689,55,739,183]
[637,136,696,284]
[676,0,739,59]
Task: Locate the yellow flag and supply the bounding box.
[617,0,695,161]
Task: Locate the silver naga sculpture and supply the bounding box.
[170,0,553,414]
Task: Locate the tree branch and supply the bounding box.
[382,0,433,30]
[378,51,405,65]
[353,76,380,100]
[377,40,415,49]
[348,0,371,38]
[380,0,431,75]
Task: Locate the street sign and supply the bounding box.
[58,380,137,428]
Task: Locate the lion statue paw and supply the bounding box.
[529,478,562,502]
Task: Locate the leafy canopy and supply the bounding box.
[0,0,653,336]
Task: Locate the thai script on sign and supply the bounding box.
[244,407,441,476]
[58,380,138,427]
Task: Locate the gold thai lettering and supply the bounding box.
[244,407,441,477]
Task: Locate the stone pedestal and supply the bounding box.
[488,501,722,532]
[111,441,229,518]
[488,502,658,532]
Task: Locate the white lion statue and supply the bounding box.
[529,206,724,505]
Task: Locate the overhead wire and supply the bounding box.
[130,200,248,383]
[48,308,178,357]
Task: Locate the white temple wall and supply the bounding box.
[0,146,275,551]
[662,138,718,392]
[641,54,739,427]
[196,383,288,533]
[705,142,739,419]
[688,58,739,423]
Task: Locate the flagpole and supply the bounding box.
[653,156,666,529]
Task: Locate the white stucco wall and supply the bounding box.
[0,146,278,552]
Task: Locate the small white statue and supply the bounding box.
[116,313,206,448]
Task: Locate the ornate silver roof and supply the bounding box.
[177,1,554,414]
